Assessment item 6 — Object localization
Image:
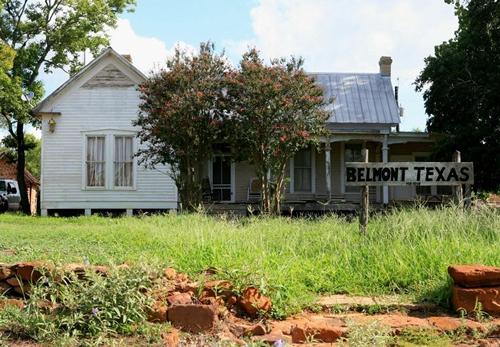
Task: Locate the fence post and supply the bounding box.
[452,150,463,207]
[359,148,369,233]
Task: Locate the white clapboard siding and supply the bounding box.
[39,51,177,211]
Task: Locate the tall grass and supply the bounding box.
[0,207,498,316]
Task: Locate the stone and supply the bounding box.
[167,304,218,333]
[449,265,500,288]
[15,262,46,282]
[290,323,345,343]
[452,285,500,315]
[245,323,267,336]
[13,283,31,295]
[167,292,193,306]
[162,328,180,347]
[6,277,22,287]
[147,301,168,323]
[0,280,12,291]
[164,267,177,280]
[238,287,272,317]
[0,264,13,281]
[427,316,463,331]
[478,338,500,347]
[0,298,24,310]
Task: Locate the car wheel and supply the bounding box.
[0,200,7,214]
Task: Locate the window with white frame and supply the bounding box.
[293,149,312,192]
[114,136,134,187]
[86,136,106,187]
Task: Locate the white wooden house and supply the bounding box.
[34,48,444,216]
[34,48,177,216]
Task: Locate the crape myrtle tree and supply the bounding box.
[226,49,329,215]
[134,43,232,211]
[415,0,500,191]
[0,0,136,214]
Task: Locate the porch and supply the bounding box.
[202,131,443,211]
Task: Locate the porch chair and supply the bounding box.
[247,177,262,202]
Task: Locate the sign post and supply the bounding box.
[359,149,369,233]
[452,151,463,207]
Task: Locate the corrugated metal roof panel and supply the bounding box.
[310,72,400,124]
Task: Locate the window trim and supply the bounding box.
[83,135,107,190]
[290,148,316,194]
[112,135,137,191]
[81,130,137,191]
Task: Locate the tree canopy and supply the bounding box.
[134,43,232,211]
[226,49,329,214]
[0,0,136,213]
[416,0,500,191]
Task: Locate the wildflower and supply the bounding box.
[92,307,99,316]
[273,339,286,347]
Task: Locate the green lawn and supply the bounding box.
[0,207,498,317]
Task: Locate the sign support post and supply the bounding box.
[452,151,463,207]
[359,148,369,233]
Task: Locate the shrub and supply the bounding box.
[0,267,154,342]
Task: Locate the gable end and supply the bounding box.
[82,64,136,89]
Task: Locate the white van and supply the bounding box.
[0,179,21,212]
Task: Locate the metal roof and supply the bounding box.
[310,73,400,125]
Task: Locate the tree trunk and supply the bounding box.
[16,123,31,215]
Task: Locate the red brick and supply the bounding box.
[449,265,500,288]
[0,298,24,310]
[291,323,345,343]
[16,262,47,282]
[147,302,168,323]
[452,285,500,315]
[0,265,13,281]
[238,287,272,317]
[167,304,217,333]
[167,292,193,306]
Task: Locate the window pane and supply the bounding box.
[114,136,133,187]
[0,181,5,191]
[295,149,311,168]
[294,168,312,192]
[86,136,105,187]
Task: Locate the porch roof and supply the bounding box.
[310,73,400,125]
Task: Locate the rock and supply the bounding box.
[238,287,272,317]
[0,264,13,280]
[427,316,463,331]
[6,277,22,287]
[162,328,180,347]
[167,292,193,306]
[0,281,12,295]
[13,283,31,295]
[167,304,217,333]
[290,323,345,343]
[452,285,500,315]
[449,265,500,288]
[0,298,24,310]
[15,262,47,282]
[147,301,168,323]
[478,338,500,347]
[245,323,267,336]
[164,267,177,280]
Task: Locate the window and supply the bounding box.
[344,144,362,193]
[114,136,134,187]
[86,136,106,187]
[294,149,312,192]
[0,181,5,191]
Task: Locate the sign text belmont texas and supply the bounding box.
[345,162,474,186]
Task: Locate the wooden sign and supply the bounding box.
[345,162,474,187]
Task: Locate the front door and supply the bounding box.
[211,155,233,202]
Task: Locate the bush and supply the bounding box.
[0,267,154,342]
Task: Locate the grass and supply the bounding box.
[0,206,499,317]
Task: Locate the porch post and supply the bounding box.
[325,142,332,200]
[382,134,389,205]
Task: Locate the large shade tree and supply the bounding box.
[0,0,136,214]
[134,43,232,211]
[415,0,500,191]
[226,49,330,215]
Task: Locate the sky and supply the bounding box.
[34,0,458,136]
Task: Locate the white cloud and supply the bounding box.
[108,18,195,74]
[236,0,458,130]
